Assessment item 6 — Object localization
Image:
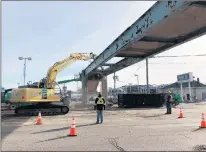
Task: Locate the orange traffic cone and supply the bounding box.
[36,111,42,125]
[178,108,184,118]
[69,116,77,136]
[200,113,206,128]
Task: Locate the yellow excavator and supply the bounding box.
[9,53,95,116]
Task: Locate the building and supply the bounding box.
[158,79,206,101]
[108,87,126,98]
[125,85,158,94]
[108,84,158,97]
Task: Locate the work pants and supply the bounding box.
[166,102,172,114]
[96,110,103,123]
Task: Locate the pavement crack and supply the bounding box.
[193,145,206,151]
[108,137,126,151]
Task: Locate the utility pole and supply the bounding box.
[146,58,149,94]
[113,72,116,94]
[134,74,139,93]
[18,57,32,85]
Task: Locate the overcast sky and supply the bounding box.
[2,1,206,91]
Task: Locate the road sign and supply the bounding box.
[1,87,5,92]
[177,72,193,83]
[177,72,193,102]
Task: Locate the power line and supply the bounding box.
[126,62,146,81]
[153,54,206,58]
[114,54,206,84]
[117,80,125,83]
[117,80,129,85]
[149,61,206,64]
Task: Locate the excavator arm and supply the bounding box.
[57,77,81,84]
[45,53,95,89]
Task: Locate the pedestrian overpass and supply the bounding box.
[81,1,206,104]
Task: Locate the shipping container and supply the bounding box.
[118,93,165,108]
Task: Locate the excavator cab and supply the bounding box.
[38,78,47,88]
[90,52,96,59]
[17,79,46,89]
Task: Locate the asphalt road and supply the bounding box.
[1,102,206,151]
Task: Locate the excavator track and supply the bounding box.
[14,103,69,116]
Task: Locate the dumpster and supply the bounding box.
[118,93,165,108]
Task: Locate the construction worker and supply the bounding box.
[95,93,105,124]
[165,91,173,114]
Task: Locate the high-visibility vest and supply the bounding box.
[97,97,104,105]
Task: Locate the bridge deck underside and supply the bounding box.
[88,2,206,77]
[116,4,206,58]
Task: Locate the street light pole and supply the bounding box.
[113,72,119,97]
[113,72,116,96]
[74,74,79,90]
[24,59,26,86]
[18,57,32,85]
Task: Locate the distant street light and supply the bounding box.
[18,57,32,85]
[74,74,79,90]
[128,83,132,93]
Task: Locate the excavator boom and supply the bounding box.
[46,53,94,89]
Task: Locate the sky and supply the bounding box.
[2,1,206,91]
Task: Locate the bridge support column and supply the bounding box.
[101,76,108,105]
[81,75,88,106]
